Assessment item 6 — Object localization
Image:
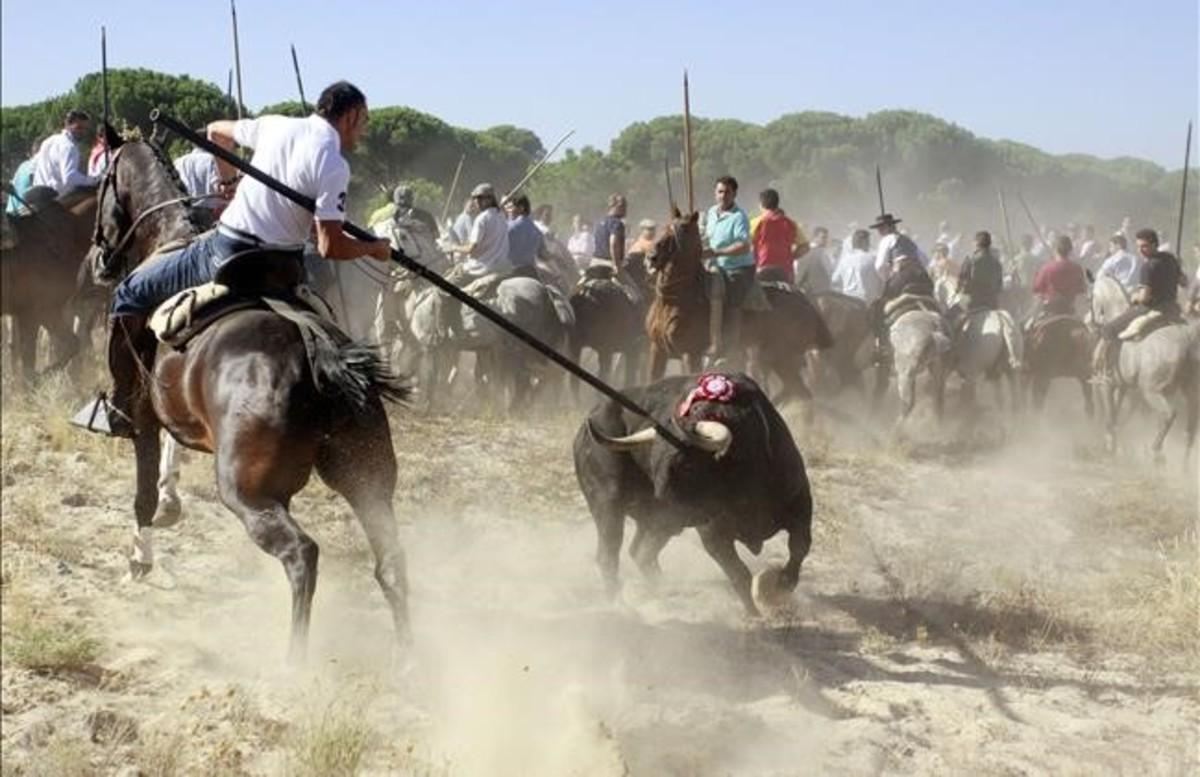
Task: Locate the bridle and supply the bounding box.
[92,144,207,281]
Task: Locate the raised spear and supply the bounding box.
[290,43,309,113]
[100,26,111,166]
[875,165,886,215]
[230,0,244,120]
[439,153,466,226]
[664,156,675,210]
[683,70,695,214]
[503,129,574,200]
[1175,121,1192,257]
[998,190,1015,256]
[1016,192,1047,249]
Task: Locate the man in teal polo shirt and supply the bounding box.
[703,175,754,364]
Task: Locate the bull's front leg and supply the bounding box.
[697,524,757,615]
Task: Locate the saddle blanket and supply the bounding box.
[149,281,337,348]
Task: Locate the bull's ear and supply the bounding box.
[688,211,699,224]
[671,205,682,220]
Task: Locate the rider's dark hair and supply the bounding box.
[1134,228,1158,245]
[1055,234,1073,257]
[716,175,738,193]
[316,81,367,121]
[65,109,90,124]
[759,188,779,210]
[852,229,869,250]
[509,194,531,215]
[975,230,992,249]
[1111,234,1127,249]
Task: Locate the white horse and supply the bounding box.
[873,304,952,425]
[1089,275,1199,462]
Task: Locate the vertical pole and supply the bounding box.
[1176,121,1192,256]
[683,70,695,214]
[439,153,467,226]
[290,43,309,112]
[875,165,886,215]
[230,0,244,120]
[100,26,110,166]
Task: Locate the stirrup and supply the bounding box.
[70,392,136,438]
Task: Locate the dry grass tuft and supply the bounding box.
[2,583,100,673]
[285,699,376,777]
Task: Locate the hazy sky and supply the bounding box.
[2,0,1197,168]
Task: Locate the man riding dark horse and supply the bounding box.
[84,81,392,437]
[1026,234,1086,334]
[1096,228,1189,373]
[951,231,1004,324]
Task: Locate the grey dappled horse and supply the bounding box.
[1089,275,1199,462]
[951,309,1024,413]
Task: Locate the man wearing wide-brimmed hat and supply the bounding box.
[871,212,928,282]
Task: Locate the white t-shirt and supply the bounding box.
[219,115,350,246]
[174,149,220,201]
[875,232,930,280]
[32,131,94,194]
[831,248,883,304]
[462,207,511,275]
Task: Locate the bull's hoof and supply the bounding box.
[752,566,793,611]
[151,496,183,529]
[127,559,153,580]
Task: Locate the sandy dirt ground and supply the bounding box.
[1,362,1197,776]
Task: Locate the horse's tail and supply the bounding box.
[311,335,411,416]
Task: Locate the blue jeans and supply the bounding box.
[111,231,255,316]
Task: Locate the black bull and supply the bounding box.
[574,373,813,614]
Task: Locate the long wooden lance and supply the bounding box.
[230,0,244,120]
[503,129,574,199]
[875,165,886,215]
[1175,121,1192,256]
[151,110,686,448]
[664,156,675,210]
[290,44,309,112]
[683,70,695,214]
[1016,192,1047,248]
[998,190,1015,256]
[439,153,466,225]
[225,69,233,110]
[100,26,111,166]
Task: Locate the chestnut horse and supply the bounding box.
[88,138,410,661]
[644,209,832,404]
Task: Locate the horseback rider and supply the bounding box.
[392,183,440,237]
[591,194,627,272]
[948,231,1003,330]
[1097,233,1140,292]
[1027,234,1086,332]
[92,81,392,438]
[32,109,98,203]
[751,188,806,286]
[869,230,937,363]
[1097,228,1188,368]
[872,212,929,281]
[448,182,510,277]
[5,138,43,216]
[503,193,547,281]
[703,175,755,363]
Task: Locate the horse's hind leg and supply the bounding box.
[1143,390,1177,463]
[315,409,409,652]
[215,448,318,663]
[152,433,185,528]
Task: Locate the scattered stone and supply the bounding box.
[85,708,139,744]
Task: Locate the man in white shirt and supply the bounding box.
[99,81,391,438]
[1097,234,1140,291]
[174,147,224,211]
[566,213,594,268]
[1076,224,1100,271]
[934,220,961,257]
[449,183,510,277]
[831,229,882,304]
[32,109,97,198]
[872,212,929,281]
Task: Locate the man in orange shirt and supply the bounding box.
[751,188,808,284]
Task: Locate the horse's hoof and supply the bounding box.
[127,560,153,580]
[151,496,183,529]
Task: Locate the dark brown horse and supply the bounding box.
[1,192,101,383]
[806,291,872,394]
[645,209,833,404]
[1024,315,1095,417]
[567,267,646,397]
[89,138,410,661]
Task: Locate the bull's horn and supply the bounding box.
[688,420,732,459]
[588,421,659,450]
